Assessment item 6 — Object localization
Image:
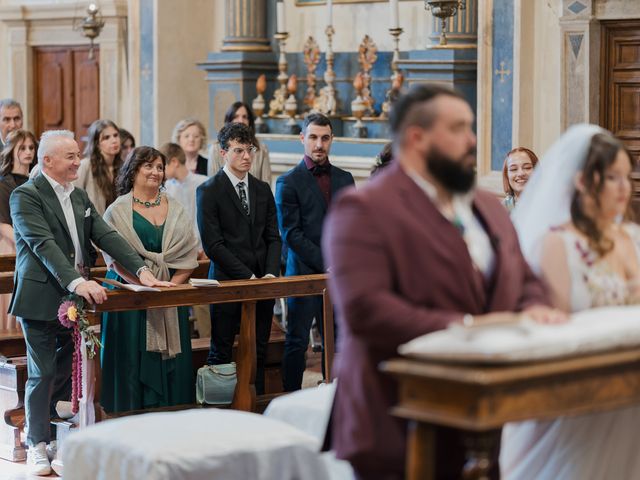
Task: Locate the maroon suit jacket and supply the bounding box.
[322,163,549,475]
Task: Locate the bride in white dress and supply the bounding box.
[500,124,640,479]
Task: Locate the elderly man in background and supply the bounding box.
[9,130,170,475]
[0,98,23,149]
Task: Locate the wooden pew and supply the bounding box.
[0,253,333,461]
[0,357,26,461]
[86,274,332,413]
[382,348,640,480]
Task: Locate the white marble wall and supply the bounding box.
[210,0,434,53]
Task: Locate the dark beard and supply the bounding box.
[426,145,476,193]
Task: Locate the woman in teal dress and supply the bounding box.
[100,146,200,413]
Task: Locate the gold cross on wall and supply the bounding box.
[495,61,511,82]
[141,63,152,80]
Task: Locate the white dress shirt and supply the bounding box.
[165,171,208,239]
[223,165,250,213]
[406,168,496,278]
[41,170,85,291]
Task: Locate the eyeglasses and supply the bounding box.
[227,146,258,156]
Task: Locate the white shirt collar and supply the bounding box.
[223,165,248,188]
[41,170,74,198]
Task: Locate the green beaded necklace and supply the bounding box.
[133,192,162,208]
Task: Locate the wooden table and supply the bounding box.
[381,347,640,480]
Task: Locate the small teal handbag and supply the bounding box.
[196,363,237,405]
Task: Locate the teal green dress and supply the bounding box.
[100,211,194,413]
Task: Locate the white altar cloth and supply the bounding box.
[400,305,640,363]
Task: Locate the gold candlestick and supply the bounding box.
[351,72,368,138]
[285,75,300,134]
[252,74,268,132]
[303,36,321,111]
[268,32,290,116]
[357,35,378,115]
[313,25,338,116]
[381,27,404,118]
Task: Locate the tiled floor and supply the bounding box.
[0,458,58,479]
[0,348,326,479]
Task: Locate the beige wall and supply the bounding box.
[285,0,433,52]
[519,0,640,158]
[209,0,434,53]
[511,0,562,158]
[155,0,216,145]
[596,0,640,18]
[531,0,562,156]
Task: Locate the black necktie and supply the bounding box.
[237,181,249,215]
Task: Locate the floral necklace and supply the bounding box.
[133,191,162,208]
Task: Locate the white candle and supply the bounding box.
[327,0,333,27]
[389,0,399,29]
[276,1,286,33]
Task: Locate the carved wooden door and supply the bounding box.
[33,46,99,152]
[601,20,640,214]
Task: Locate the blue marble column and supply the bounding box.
[139,0,155,146]
[489,0,514,170]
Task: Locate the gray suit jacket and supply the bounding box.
[9,174,145,320]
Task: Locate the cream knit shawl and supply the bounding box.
[103,192,199,358]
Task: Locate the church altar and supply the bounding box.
[381,347,640,480]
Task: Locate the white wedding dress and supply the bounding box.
[500,224,640,479]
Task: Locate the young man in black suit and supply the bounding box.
[275,113,355,391]
[196,123,281,395]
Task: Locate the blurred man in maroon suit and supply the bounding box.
[322,84,564,480]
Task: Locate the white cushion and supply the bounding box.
[264,383,336,441]
[61,409,330,480]
[264,384,354,480]
[400,305,640,363]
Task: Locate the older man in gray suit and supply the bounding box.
[10,130,171,475]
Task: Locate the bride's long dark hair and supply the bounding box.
[571,132,635,257]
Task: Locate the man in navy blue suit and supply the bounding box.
[275,113,355,391]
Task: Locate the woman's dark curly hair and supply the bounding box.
[115,146,166,196]
[83,119,122,208]
[571,132,635,257]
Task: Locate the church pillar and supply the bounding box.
[200,0,276,136]
[222,0,271,52]
[559,0,600,129]
[400,0,478,145]
[428,0,478,48]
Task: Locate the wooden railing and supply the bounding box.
[86,275,332,414]
[0,254,334,415]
